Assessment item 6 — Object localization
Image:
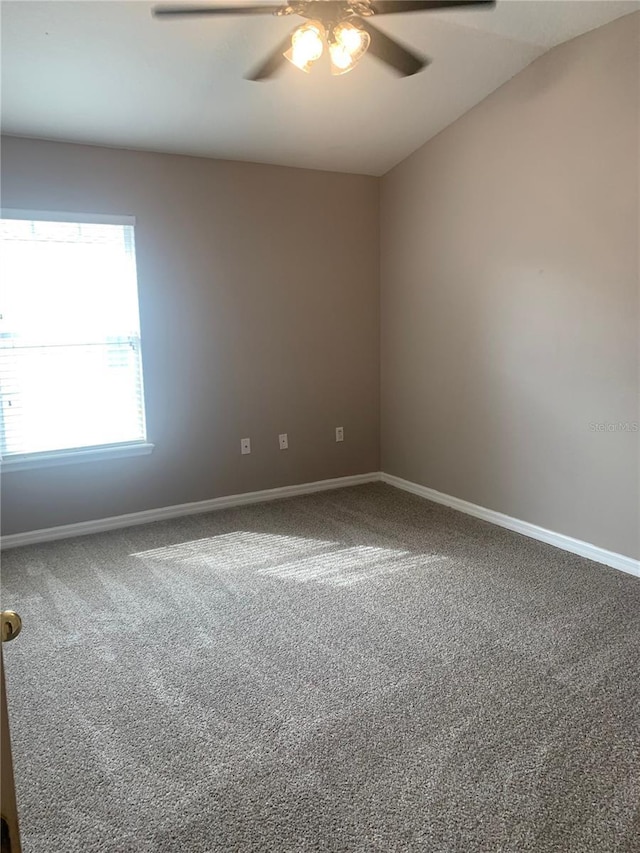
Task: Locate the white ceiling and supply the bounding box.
[1,0,637,175]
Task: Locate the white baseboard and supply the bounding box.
[3,470,638,579]
[381,473,640,578]
[0,472,382,550]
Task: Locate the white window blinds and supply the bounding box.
[0,212,147,460]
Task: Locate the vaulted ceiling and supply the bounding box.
[1,0,637,175]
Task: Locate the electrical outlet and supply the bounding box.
[241,438,251,455]
[279,433,288,450]
[335,426,344,442]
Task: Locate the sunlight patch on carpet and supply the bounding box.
[131,531,445,586]
[257,547,445,586]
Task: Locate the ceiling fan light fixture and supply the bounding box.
[154,1,495,81]
[329,21,370,76]
[284,21,325,72]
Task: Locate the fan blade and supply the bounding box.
[153,4,284,18]
[357,18,429,76]
[246,33,294,80]
[369,0,495,14]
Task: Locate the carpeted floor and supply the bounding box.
[1,483,639,853]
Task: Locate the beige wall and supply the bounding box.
[2,15,638,559]
[0,138,380,535]
[381,14,640,559]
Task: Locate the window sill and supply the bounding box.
[1,442,155,473]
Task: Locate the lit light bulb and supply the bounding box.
[328,42,355,74]
[284,22,325,73]
[329,22,370,76]
[336,22,367,54]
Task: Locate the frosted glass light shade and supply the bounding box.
[329,22,370,75]
[284,22,325,73]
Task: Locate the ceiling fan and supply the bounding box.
[152,0,496,80]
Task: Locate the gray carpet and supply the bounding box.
[1,483,639,853]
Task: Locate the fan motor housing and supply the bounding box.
[279,2,373,21]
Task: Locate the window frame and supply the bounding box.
[0,208,154,472]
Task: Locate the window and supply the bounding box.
[0,210,152,470]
